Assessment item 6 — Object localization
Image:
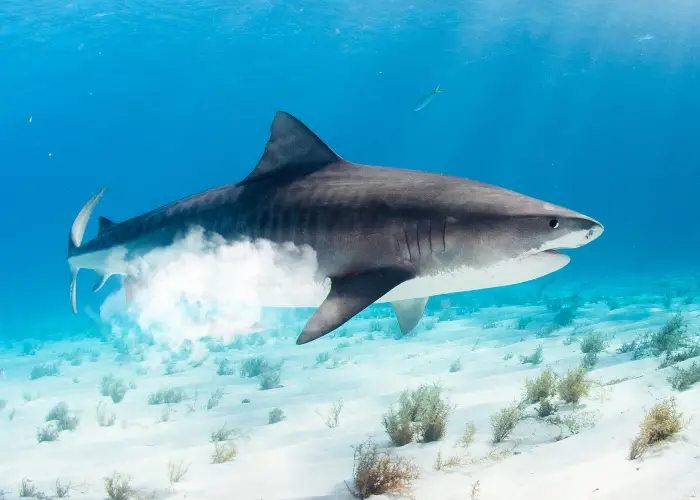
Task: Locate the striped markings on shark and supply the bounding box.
[68,111,603,345]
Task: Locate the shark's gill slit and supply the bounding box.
[442,218,447,252]
[428,219,433,254]
[416,224,421,259]
[404,228,412,262]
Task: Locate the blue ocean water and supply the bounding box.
[2,0,700,334]
[1,2,700,499]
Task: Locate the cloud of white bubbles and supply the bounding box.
[99,228,327,348]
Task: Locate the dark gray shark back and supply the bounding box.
[69,184,248,258]
[69,110,569,264]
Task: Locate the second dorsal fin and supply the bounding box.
[237,111,342,186]
[98,216,116,235]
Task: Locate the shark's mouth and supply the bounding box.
[541,224,604,253]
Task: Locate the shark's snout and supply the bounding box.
[568,217,604,249]
[585,221,604,243]
[537,213,604,253]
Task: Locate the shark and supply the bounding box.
[414,84,442,111]
[68,111,604,345]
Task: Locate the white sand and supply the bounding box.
[1,284,699,500]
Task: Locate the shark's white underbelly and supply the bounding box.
[257,250,570,308]
[380,250,569,303]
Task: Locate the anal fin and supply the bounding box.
[296,267,415,345]
[391,297,429,334]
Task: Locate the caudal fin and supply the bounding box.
[434,84,442,93]
[68,187,107,314]
[69,188,107,253]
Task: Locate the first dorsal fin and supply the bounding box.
[98,216,116,235]
[237,111,342,186]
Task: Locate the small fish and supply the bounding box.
[413,84,442,111]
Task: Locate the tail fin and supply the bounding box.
[68,187,107,314]
[434,84,442,93]
[70,188,107,254]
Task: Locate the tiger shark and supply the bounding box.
[68,111,603,345]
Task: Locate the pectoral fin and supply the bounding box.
[391,297,429,334]
[296,268,415,345]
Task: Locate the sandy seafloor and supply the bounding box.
[1,277,699,500]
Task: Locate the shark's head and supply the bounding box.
[525,205,604,253]
[443,182,604,267]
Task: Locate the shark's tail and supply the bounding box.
[68,188,107,314]
[434,84,442,93]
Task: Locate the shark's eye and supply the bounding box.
[549,219,559,229]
